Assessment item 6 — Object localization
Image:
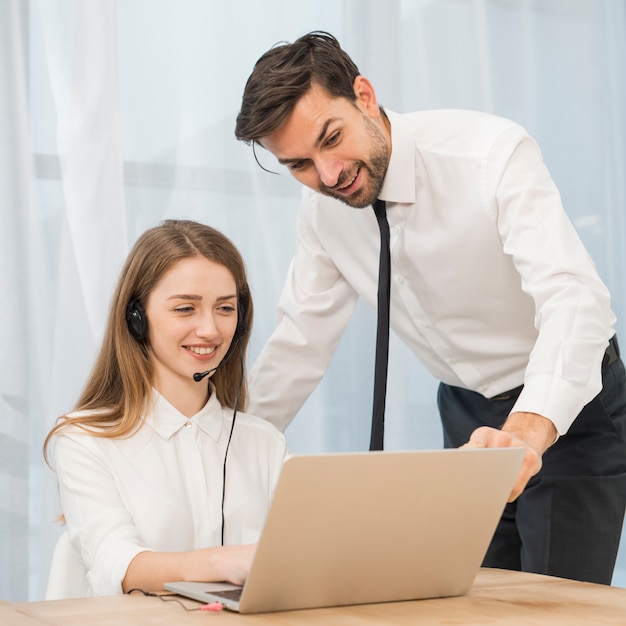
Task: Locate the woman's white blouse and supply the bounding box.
[52,389,290,596]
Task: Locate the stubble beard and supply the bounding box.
[320,117,390,209]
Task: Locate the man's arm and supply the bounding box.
[248,199,359,430]
[490,130,613,434]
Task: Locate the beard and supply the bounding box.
[319,115,390,209]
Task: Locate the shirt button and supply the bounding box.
[448,357,457,364]
[397,276,405,285]
[185,422,192,428]
[420,321,429,328]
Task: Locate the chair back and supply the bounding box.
[46,531,89,599]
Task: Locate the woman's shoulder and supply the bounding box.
[53,408,116,437]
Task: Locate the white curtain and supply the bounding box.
[1,0,624,601]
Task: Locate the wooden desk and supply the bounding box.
[5,568,626,625]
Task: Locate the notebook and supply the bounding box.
[165,447,524,614]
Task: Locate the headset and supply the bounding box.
[126,298,148,341]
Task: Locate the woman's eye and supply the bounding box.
[174,306,194,313]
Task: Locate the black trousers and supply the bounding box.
[437,341,626,585]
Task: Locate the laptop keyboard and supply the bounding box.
[207,587,243,601]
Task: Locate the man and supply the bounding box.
[235,31,626,584]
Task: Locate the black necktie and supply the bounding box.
[370,199,390,451]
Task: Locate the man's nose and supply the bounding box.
[316,158,343,188]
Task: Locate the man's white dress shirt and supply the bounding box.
[248,109,615,435]
[53,388,289,596]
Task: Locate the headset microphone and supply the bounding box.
[193,367,219,382]
[192,326,247,383]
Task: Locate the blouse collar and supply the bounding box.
[144,385,224,441]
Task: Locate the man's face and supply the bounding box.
[260,80,391,209]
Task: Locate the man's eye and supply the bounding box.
[326,131,340,146]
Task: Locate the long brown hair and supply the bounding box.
[44,220,253,459]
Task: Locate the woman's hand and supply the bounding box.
[122,543,258,593]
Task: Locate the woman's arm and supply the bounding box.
[54,431,258,595]
[122,544,256,592]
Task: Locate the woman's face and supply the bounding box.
[145,256,239,395]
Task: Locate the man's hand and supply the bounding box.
[461,411,557,502]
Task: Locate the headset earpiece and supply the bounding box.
[126,298,148,341]
[235,321,248,340]
[235,301,248,340]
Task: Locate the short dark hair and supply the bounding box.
[235,31,360,145]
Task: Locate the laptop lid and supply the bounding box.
[165,447,524,613]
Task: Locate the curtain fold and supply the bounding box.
[25,2,129,599]
[0,0,32,602]
[41,0,127,337]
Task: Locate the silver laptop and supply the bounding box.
[165,447,523,614]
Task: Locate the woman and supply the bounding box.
[44,219,289,596]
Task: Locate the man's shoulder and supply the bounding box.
[400,108,521,130]
[394,108,528,155]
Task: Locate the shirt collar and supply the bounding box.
[144,386,224,441]
[379,109,416,205]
